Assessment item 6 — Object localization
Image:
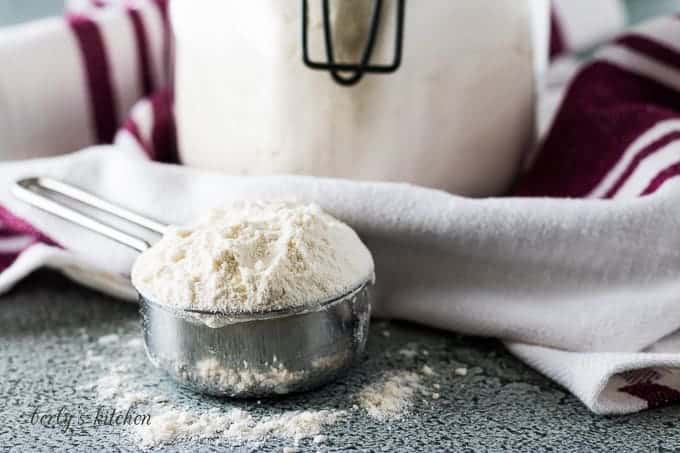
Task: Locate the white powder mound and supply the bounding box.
[131,201,374,313]
[454,367,468,376]
[135,407,344,447]
[94,363,133,399]
[125,337,144,348]
[135,408,247,447]
[421,365,435,376]
[235,410,344,445]
[357,371,423,420]
[97,334,120,345]
[94,363,152,409]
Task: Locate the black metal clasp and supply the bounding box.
[301,0,406,86]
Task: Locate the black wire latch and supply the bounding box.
[301,0,406,86]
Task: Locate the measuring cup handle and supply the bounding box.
[11,177,164,253]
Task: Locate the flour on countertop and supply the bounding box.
[90,342,345,448]
[454,367,468,376]
[94,363,151,409]
[97,334,120,345]
[132,201,374,313]
[134,407,345,447]
[88,329,454,448]
[357,371,423,420]
[421,365,435,376]
[135,408,246,446]
[126,337,144,348]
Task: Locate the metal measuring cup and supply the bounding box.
[12,177,372,397]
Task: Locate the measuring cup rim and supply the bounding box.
[136,276,372,322]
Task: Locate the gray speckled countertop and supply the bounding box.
[1,271,679,452]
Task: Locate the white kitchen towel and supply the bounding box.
[550,0,626,57]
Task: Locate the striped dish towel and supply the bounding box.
[3,0,680,415]
[0,0,170,160]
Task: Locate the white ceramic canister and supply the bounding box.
[171,1,549,196]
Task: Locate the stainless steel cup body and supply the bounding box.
[141,282,371,397]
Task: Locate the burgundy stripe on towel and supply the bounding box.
[619,383,680,409]
[150,89,178,163]
[68,14,119,144]
[617,34,680,71]
[604,131,680,198]
[152,0,172,81]
[122,116,151,156]
[0,205,59,272]
[550,9,567,59]
[642,161,680,195]
[515,61,680,197]
[0,206,56,245]
[127,7,155,96]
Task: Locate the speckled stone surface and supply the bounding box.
[1,271,680,452]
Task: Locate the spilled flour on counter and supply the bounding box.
[87,331,450,448]
[357,371,423,420]
[97,334,120,345]
[134,407,344,447]
[131,201,374,313]
[93,363,152,410]
[454,367,468,376]
[89,336,346,448]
